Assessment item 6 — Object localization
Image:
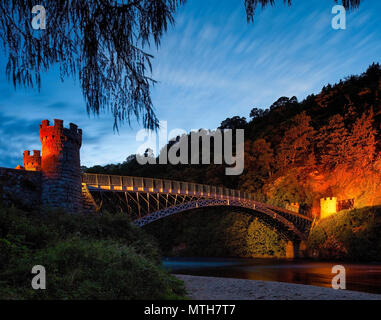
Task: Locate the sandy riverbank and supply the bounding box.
[175,274,381,300]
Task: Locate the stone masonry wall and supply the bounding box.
[0,167,41,210]
[2,119,94,214]
[40,119,83,213]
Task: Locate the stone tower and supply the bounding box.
[320,197,337,219]
[40,119,83,212]
[23,150,41,171]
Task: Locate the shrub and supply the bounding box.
[145,208,287,258]
[307,206,381,261]
[0,206,186,300]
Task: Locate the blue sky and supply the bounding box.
[0,0,380,168]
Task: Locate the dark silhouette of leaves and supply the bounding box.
[0,0,185,130]
[244,0,361,22]
[0,0,363,130]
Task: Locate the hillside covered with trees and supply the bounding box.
[86,63,381,218]
[84,64,381,259]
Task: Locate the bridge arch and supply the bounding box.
[134,198,307,242]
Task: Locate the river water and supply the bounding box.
[163,257,381,294]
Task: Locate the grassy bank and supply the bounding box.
[0,206,186,299]
[308,206,381,261]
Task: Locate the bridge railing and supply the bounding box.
[81,173,311,219]
[82,173,251,201]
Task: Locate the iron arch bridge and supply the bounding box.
[82,173,313,242]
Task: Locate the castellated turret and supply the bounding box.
[320,197,337,219]
[23,150,41,171]
[40,119,83,212]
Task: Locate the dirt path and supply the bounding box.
[175,274,381,300]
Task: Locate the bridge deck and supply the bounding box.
[82,173,312,222]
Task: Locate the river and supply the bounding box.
[163,257,381,294]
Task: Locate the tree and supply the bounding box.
[0,1,363,129]
[249,107,265,120]
[316,114,349,169]
[270,97,290,111]
[125,154,136,164]
[346,110,377,168]
[364,62,381,82]
[276,112,315,170]
[269,96,298,111]
[219,116,247,130]
[240,139,274,193]
[0,0,185,130]
[244,139,273,177]
[244,0,361,22]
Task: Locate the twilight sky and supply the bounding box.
[0,0,380,168]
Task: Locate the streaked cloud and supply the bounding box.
[0,0,380,168]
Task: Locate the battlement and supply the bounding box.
[23,150,41,171]
[23,150,41,157]
[320,197,337,219]
[14,119,84,213]
[40,119,82,146]
[321,197,337,201]
[286,202,300,213]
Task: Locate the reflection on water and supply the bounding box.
[162,257,381,294]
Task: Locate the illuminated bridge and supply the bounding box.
[82,173,313,246]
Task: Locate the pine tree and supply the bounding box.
[276,112,315,170]
[346,110,377,168]
[316,114,349,169]
[240,139,274,193]
[245,139,274,177]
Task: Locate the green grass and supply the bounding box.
[307,206,381,261]
[0,206,186,300]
